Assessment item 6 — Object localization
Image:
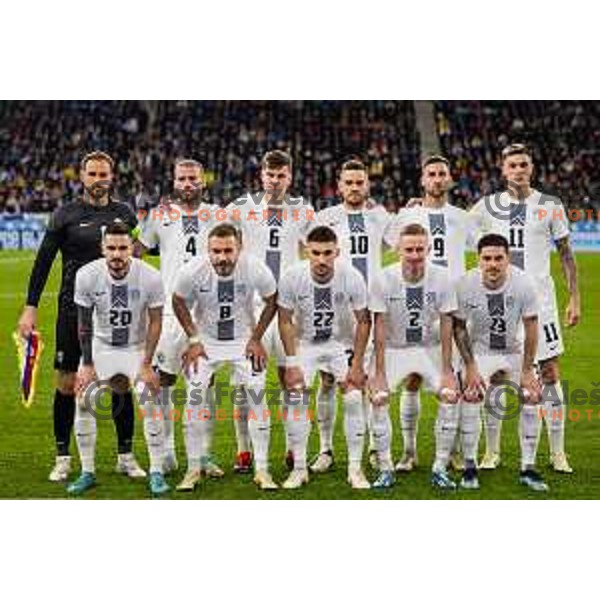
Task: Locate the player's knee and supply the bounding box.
[110,374,131,394]
[159,370,177,388]
[56,371,76,395]
[539,359,559,384]
[404,373,422,392]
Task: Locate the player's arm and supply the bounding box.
[75,303,97,394]
[138,305,162,394]
[347,308,370,390]
[278,306,304,390]
[452,316,485,399]
[439,312,458,393]
[368,312,388,403]
[172,291,207,373]
[246,292,278,372]
[555,236,580,327]
[521,315,540,399]
[18,226,61,337]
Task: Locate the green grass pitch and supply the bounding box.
[0,250,599,499]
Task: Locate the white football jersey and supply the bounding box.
[173,253,277,345]
[278,261,368,346]
[74,258,164,348]
[369,263,457,349]
[314,203,398,283]
[470,189,570,281]
[455,266,539,356]
[396,203,477,282]
[226,194,315,283]
[139,202,217,312]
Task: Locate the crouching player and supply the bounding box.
[68,222,168,496]
[368,223,460,490]
[453,233,546,491]
[171,224,278,492]
[278,226,372,490]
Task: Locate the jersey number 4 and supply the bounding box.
[185,236,197,257]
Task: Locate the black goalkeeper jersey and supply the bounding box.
[26,198,138,311]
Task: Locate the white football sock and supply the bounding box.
[144,400,165,474]
[371,404,393,471]
[542,381,566,455]
[233,387,252,454]
[433,402,459,471]
[75,400,96,473]
[520,404,542,470]
[183,382,209,470]
[400,390,420,456]
[316,385,337,454]
[343,389,366,470]
[285,392,311,470]
[483,385,506,455]
[460,401,482,463]
[247,387,270,472]
[160,386,176,455]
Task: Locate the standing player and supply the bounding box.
[278,226,371,489]
[67,222,168,495]
[136,159,217,474]
[368,224,460,489]
[17,151,145,482]
[171,224,278,491]
[394,154,476,471]
[471,143,579,472]
[453,233,547,491]
[311,159,398,472]
[226,150,314,473]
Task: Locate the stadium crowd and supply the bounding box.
[0,101,420,213]
[435,101,600,212]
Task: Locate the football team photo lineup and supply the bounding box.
[3,100,598,500]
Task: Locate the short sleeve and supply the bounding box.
[172,264,195,302]
[520,275,539,318]
[453,276,469,321]
[253,262,277,299]
[437,274,458,315]
[74,267,94,308]
[277,271,296,310]
[347,267,368,311]
[139,216,159,249]
[548,197,570,241]
[382,211,400,248]
[146,270,165,308]
[368,272,387,313]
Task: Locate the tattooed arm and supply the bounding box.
[555,236,580,327]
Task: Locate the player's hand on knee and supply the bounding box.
[520,367,541,403]
[76,365,97,396]
[17,306,37,339]
[368,372,389,406]
[464,363,486,402]
[345,364,366,391]
[182,342,207,376]
[138,363,160,396]
[245,338,267,372]
[440,369,458,397]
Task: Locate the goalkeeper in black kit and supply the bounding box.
[17,151,146,482]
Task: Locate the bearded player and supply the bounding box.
[17,151,144,482]
[225,150,314,473]
[471,143,579,473]
[311,159,398,473]
[136,159,218,475]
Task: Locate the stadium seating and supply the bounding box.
[0,101,421,212]
[435,101,600,211]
